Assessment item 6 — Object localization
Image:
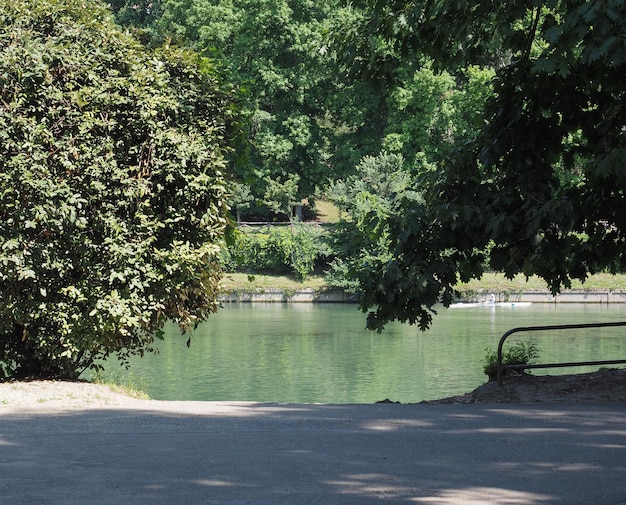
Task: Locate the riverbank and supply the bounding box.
[423,368,626,404]
[0,380,149,411]
[2,368,625,411]
[219,272,626,303]
[221,272,626,293]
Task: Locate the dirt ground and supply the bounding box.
[424,368,626,404]
[0,380,149,410]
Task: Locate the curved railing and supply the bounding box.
[497,321,626,386]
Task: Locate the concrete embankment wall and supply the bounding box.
[219,288,357,303]
[219,289,626,303]
[492,291,626,304]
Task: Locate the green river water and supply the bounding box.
[97,302,626,403]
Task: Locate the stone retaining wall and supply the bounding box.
[491,291,626,304]
[219,289,626,304]
[219,288,357,303]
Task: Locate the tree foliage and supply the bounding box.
[224,224,329,280]
[230,181,254,223]
[108,0,386,204]
[263,174,301,221]
[348,0,626,330]
[0,0,233,379]
[383,64,494,166]
[325,153,421,293]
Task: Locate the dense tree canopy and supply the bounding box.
[101,0,626,337]
[0,0,233,378]
[109,0,386,208]
[348,0,626,330]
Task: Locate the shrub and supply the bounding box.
[483,339,540,381]
[225,225,330,280]
[324,258,362,294]
[0,0,232,379]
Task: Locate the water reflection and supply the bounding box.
[96,303,626,403]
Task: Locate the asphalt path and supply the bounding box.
[1,402,625,504]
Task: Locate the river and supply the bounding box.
[95,302,626,403]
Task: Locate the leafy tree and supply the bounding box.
[263,174,301,221]
[326,153,414,220]
[230,182,254,223]
[109,0,386,202]
[106,0,163,30]
[0,0,233,379]
[383,64,494,166]
[324,153,420,292]
[344,0,626,330]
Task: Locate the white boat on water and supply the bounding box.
[450,294,532,308]
[450,301,532,308]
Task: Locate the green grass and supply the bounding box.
[220,273,327,292]
[91,372,151,399]
[220,271,626,294]
[312,199,341,223]
[456,272,626,294]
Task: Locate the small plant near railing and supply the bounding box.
[483,339,541,381]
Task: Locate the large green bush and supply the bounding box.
[224,225,329,280]
[0,0,233,379]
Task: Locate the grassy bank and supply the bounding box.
[457,272,626,293]
[220,273,328,292]
[220,272,626,295]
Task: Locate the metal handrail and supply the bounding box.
[497,321,626,386]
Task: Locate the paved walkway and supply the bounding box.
[1,402,625,504]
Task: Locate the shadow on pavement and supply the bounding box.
[1,402,625,504]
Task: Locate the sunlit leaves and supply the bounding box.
[347,0,626,331]
[110,0,386,202]
[0,0,232,379]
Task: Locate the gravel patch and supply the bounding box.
[0,380,148,412]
